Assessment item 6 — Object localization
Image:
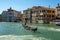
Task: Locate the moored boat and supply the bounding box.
[56,22,60,26]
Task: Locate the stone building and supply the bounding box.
[2,7,21,22]
[23,6,56,24]
[18,14,24,22]
[55,3,60,22]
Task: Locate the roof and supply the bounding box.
[7,8,21,14]
[28,6,55,10]
[56,6,60,8]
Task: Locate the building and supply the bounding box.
[23,6,56,24]
[56,3,60,17]
[56,3,60,22]
[2,7,21,22]
[0,14,2,22]
[18,14,24,22]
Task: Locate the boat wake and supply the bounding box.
[0,35,51,40]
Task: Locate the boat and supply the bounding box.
[22,24,37,32]
[56,22,60,26]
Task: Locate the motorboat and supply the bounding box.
[56,22,60,26]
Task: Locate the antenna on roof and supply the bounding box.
[49,5,50,8]
[58,3,60,6]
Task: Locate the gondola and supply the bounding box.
[22,24,37,32]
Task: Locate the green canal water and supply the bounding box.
[0,22,60,40]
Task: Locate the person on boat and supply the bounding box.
[31,27,37,32]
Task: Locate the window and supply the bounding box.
[47,10,51,13]
[9,13,12,15]
[36,21,38,23]
[39,15,43,17]
[37,17,43,20]
[52,11,55,13]
[9,16,12,19]
[34,10,39,13]
[58,10,60,11]
[52,15,54,17]
[38,18,41,20]
[42,10,45,12]
[58,14,60,16]
[40,10,41,12]
[58,11,60,14]
[9,16,12,22]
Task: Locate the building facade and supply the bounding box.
[56,3,60,22]
[23,6,56,24]
[18,14,24,22]
[0,14,2,22]
[2,8,21,22]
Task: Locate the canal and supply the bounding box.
[0,22,60,40]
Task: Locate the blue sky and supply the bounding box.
[0,0,60,14]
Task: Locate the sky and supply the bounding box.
[0,0,60,14]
